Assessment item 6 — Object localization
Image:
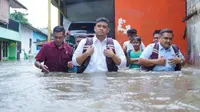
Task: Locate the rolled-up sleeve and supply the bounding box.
[141,42,146,51]
[114,40,126,68]
[140,43,154,59]
[72,39,86,66]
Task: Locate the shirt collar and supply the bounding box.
[158,42,171,51]
[49,41,65,49]
[93,35,107,44]
[49,41,56,47]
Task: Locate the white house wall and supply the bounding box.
[20,25,33,59]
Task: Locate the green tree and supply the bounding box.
[9,10,31,25]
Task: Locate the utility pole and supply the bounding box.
[58,0,60,26]
[48,0,51,42]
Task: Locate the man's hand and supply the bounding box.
[67,61,73,69]
[131,58,140,64]
[40,64,50,73]
[85,46,94,56]
[76,46,94,66]
[156,56,166,65]
[104,48,115,58]
[168,57,182,65]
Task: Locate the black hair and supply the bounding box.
[153,29,161,36]
[127,28,137,35]
[75,34,86,38]
[132,36,141,44]
[160,28,174,36]
[53,26,65,35]
[96,17,109,25]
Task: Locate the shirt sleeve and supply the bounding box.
[178,50,185,60]
[114,40,127,68]
[141,42,146,51]
[72,39,86,66]
[140,43,154,59]
[35,44,47,62]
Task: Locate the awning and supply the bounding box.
[9,0,27,9]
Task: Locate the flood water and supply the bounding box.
[0,60,200,112]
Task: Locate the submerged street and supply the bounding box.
[0,60,200,112]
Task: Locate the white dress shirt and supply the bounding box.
[72,36,126,73]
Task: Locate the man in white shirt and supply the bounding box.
[123,29,145,53]
[72,17,126,73]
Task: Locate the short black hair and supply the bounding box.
[153,29,161,36]
[133,36,141,44]
[127,28,137,35]
[96,17,109,25]
[160,28,174,36]
[75,34,86,38]
[53,26,65,35]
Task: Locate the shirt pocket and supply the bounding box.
[61,50,71,62]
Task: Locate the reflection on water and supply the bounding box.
[0,60,200,112]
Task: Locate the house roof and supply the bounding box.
[10,0,28,9]
[22,24,48,36]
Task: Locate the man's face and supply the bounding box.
[94,22,109,36]
[160,32,173,49]
[54,32,65,46]
[127,33,136,42]
[153,33,161,43]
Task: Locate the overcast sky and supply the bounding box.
[11,0,58,30]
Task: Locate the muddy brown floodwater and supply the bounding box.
[0,60,200,112]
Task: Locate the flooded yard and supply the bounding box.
[0,60,200,112]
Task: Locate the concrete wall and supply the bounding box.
[19,25,33,59]
[0,27,20,41]
[0,26,19,60]
[115,0,188,61]
[187,0,200,66]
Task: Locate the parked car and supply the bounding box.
[66,21,96,47]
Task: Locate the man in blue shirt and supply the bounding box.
[139,29,185,71]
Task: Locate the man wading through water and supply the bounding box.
[139,29,185,71]
[35,26,73,73]
[72,17,126,73]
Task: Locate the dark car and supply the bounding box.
[66,21,96,47]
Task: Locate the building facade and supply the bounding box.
[187,0,200,66]
[0,0,27,61]
[19,24,47,59]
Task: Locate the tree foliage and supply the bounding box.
[10,11,31,25]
